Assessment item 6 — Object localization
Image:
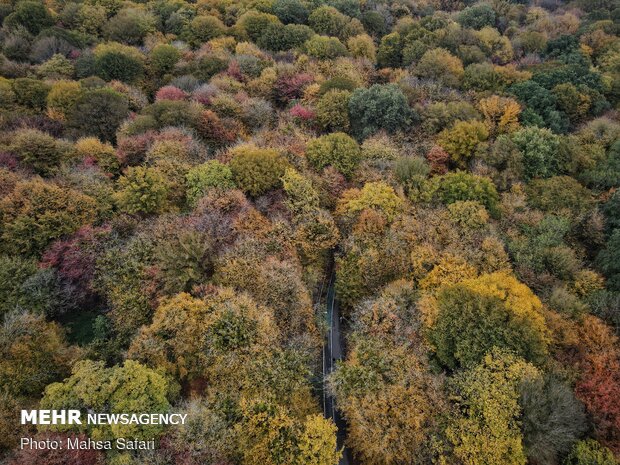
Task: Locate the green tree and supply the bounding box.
[415,48,464,88]
[67,88,129,142]
[0,180,97,256]
[104,7,156,45]
[437,120,489,166]
[0,311,79,397]
[258,23,314,51]
[520,375,587,465]
[114,166,169,214]
[431,171,500,216]
[94,42,145,83]
[229,145,290,196]
[431,272,550,369]
[10,128,61,175]
[308,5,348,38]
[282,168,320,215]
[457,4,496,30]
[0,255,37,317]
[526,176,593,218]
[46,80,82,120]
[149,43,180,75]
[511,127,563,179]
[348,84,412,140]
[186,15,227,47]
[272,0,308,25]
[3,0,53,34]
[11,77,50,110]
[316,89,351,132]
[41,359,173,440]
[564,440,616,465]
[186,160,235,206]
[128,290,277,381]
[377,32,402,68]
[305,132,361,178]
[596,228,620,291]
[304,35,348,59]
[236,11,281,42]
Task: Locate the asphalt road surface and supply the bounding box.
[323,269,355,465]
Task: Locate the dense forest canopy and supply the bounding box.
[0,0,619,464]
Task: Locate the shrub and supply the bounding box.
[114,166,169,214]
[272,0,308,25]
[338,181,402,221]
[457,4,496,30]
[426,145,449,174]
[0,179,97,256]
[304,35,348,59]
[305,132,361,178]
[437,120,488,166]
[155,85,186,101]
[104,8,156,45]
[10,128,61,175]
[67,88,129,142]
[526,176,593,218]
[0,255,37,317]
[348,84,412,140]
[316,89,351,132]
[433,171,500,216]
[149,44,180,75]
[186,15,227,46]
[347,34,376,61]
[0,311,78,398]
[74,137,119,175]
[3,1,53,35]
[394,156,429,195]
[564,440,616,465]
[186,160,235,205]
[94,42,145,83]
[229,145,289,196]
[46,80,82,120]
[415,48,464,88]
[12,77,50,109]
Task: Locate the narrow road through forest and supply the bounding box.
[322,267,355,465]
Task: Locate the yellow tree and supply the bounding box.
[446,349,540,465]
[479,95,521,136]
